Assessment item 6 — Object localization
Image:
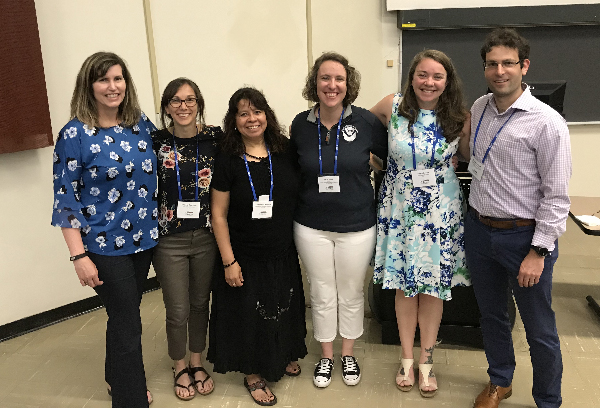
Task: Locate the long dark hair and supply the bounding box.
[222,87,287,155]
[159,77,205,129]
[398,49,467,142]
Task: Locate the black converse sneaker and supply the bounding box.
[313,358,334,388]
[341,355,361,386]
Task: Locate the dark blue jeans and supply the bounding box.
[88,249,153,408]
[465,211,562,408]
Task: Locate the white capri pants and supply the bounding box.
[294,222,376,342]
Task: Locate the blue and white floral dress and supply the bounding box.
[374,94,469,300]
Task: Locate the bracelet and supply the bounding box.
[223,259,237,268]
[69,252,88,262]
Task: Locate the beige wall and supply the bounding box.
[0,0,598,327]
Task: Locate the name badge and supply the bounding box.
[177,201,200,219]
[411,169,436,188]
[468,160,485,180]
[318,175,340,193]
[252,195,273,219]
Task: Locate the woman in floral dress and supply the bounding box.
[151,78,221,401]
[371,49,471,398]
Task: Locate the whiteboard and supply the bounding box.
[387,0,600,11]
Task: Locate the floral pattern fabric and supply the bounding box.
[52,114,159,255]
[374,94,469,300]
[152,127,221,236]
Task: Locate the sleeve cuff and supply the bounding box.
[531,231,556,252]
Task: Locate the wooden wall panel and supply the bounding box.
[0,0,53,154]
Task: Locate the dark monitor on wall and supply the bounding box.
[527,80,567,117]
[485,80,567,118]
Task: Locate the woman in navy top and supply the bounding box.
[52,52,157,408]
[290,52,387,388]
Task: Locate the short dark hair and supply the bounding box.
[222,87,287,155]
[159,78,205,129]
[302,51,360,106]
[480,28,530,66]
[398,49,467,143]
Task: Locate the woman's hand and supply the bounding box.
[224,262,244,287]
[74,257,103,287]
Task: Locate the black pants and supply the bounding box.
[89,249,153,408]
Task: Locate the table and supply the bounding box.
[568,196,600,317]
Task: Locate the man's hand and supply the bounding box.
[517,250,544,287]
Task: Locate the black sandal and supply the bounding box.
[244,377,277,406]
[173,367,195,401]
[188,365,214,395]
[284,362,301,377]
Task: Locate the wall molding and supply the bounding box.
[0,277,160,343]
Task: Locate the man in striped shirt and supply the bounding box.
[465,28,571,408]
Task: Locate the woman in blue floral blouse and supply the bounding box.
[151,78,221,401]
[52,52,157,408]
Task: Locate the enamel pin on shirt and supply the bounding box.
[469,102,516,181]
[243,149,274,219]
[317,108,344,193]
[173,131,201,219]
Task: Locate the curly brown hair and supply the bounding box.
[159,77,205,129]
[481,28,530,67]
[221,87,287,155]
[70,52,141,128]
[398,49,467,143]
[302,52,360,106]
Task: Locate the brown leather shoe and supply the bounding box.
[474,381,512,408]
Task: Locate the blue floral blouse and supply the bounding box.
[52,113,159,255]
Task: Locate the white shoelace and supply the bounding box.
[342,356,358,374]
[316,359,333,375]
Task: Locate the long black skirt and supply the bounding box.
[207,244,307,382]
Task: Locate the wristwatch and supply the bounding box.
[531,245,550,258]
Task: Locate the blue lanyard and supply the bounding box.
[473,102,517,164]
[172,131,199,201]
[409,124,439,170]
[243,148,273,201]
[317,108,344,176]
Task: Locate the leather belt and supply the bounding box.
[470,208,535,229]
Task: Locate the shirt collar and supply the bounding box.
[307,104,352,124]
[489,83,536,114]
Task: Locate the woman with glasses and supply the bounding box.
[207,87,307,406]
[370,50,470,397]
[52,52,157,407]
[151,78,221,401]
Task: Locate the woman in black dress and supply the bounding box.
[208,87,307,406]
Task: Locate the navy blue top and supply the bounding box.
[290,104,388,233]
[52,113,159,255]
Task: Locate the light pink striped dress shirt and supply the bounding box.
[469,86,572,251]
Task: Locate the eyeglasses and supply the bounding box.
[168,97,198,108]
[483,60,521,70]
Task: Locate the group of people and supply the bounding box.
[52,27,571,408]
